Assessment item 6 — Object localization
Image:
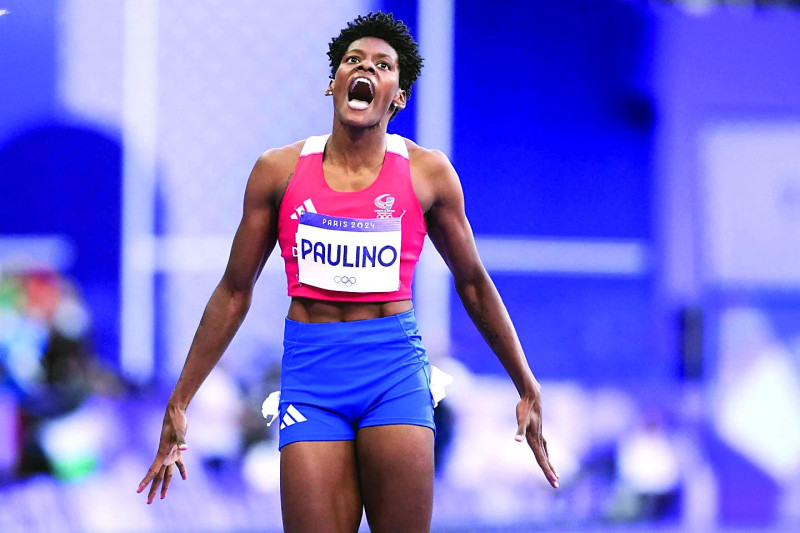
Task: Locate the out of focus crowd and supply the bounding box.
[0,266,688,530]
[2,266,800,533]
[0,267,123,482]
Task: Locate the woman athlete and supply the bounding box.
[137,12,558,532]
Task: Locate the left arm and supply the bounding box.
[417,149,559,488]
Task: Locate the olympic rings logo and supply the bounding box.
[333,275,357,287]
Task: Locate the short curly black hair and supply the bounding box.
[327,12,423,101]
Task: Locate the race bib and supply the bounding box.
[295,212,401,293]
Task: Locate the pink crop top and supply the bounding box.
[277,134,427,302]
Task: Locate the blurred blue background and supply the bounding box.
[2,0,800,531]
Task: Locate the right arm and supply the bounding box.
[137,146,298,503]
[169,149,286,411]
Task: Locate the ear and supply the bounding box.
[325,79,334,96]
[392,89,407,111]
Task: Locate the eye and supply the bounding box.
[345,56,359,64]
[377,61,390,70]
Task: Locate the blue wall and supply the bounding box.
[449,0,658,382]
[0,2,121,362]
[0,0,57,145]
[453,0,653,238]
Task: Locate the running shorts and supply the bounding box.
[278,308,435,450]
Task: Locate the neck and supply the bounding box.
[326,119,388,172]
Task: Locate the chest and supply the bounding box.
[321,162,382,193]
[315,165,433,215]
[282,151,429,220]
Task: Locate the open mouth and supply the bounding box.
[347,77,374,110]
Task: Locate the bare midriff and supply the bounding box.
[287,297,413,323]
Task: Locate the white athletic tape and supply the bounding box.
[430,365,454,407]
[261,391,281,427]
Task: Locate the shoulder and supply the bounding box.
[405,139,460,189]
[253,140,305,180]
[396,138,463,212]
[406,139,461,197]
[246,140,305,198]
[404,138,455,178]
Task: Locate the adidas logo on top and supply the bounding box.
[290,199,317,220]
[280,404,307,430]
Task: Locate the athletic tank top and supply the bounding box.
[277,133,426,302]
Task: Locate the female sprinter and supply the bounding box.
[137,12,558,532]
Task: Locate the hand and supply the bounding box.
[515,391,559,488]
[137,405,189,503]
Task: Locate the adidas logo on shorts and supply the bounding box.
[280,404,307,430]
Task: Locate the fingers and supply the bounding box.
[147,465,165,504]
[176,459,187,480]
[137,458,163,494]
[136,471,152,494]
[138,460,186,502]
[139,409,190,502]
[541,438,559,479]
[527,433,559,489]
[137,445,189,502]
[160,464,174,500]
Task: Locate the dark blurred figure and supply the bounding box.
[433,398,455,476]
[0,267,122,480]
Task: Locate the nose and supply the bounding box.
[356,61,376,74]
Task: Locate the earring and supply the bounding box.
[325,88,333,96]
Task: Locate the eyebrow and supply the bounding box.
[346,49,397,62]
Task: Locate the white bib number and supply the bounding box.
[295,212,401,293]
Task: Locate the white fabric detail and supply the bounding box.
[300,133,406,158]
[290,198,317,221]
[261,390,281,426]
[300,134,330,156]
[430,365,454,407]
[287,404,307,422]
[386,134,409,159]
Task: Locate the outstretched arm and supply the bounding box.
[420,149,559,489]
[137,147,295,502]
[167,149,287,411]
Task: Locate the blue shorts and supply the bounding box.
[278,309,435,450]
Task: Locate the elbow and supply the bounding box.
[230,291,252,319]
[218,280,253,318]
[453,267,491,302]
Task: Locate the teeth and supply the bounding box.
[350,76,374,95]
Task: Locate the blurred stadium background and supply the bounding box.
[2,0,800,531]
